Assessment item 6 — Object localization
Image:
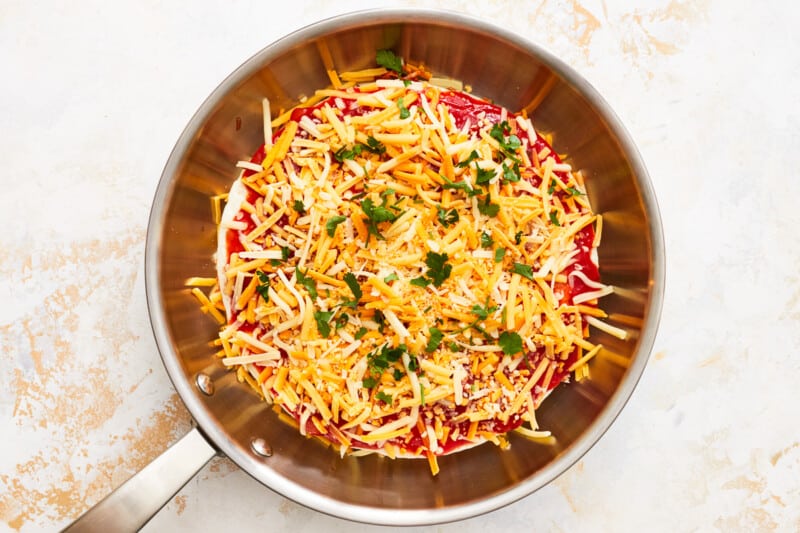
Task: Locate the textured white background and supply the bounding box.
[2,1,799,531]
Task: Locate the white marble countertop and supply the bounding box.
[2,1,799,531]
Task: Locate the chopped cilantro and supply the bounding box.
[397,98,410,119]
[364,136,386,155]
[255,270,270,301]
[449,341,460,351]
[423,251,452,287]
[365,344,407,379]
[376,49,403,74]
[477,195,499,217]
[375,391,393,404]
[362,376,378,389]
[489,121,522,155]
[471,298,498,320]
[567,186,585,196]
[380,188,396,198]
[515,231,523,245]
[407,354,419,372]
[436,205,459,227]
[335,313,349,329]
[420,383,426,405]
[456,150,480,168]
[441,175,480,197]
[343,272,362,303]
[313,310,334,338]
[334,144,363,162]
[361,198,400,243]
[393,368,405,380]
[292,200,306,214]
[511,262,534,280]
[410,276,430,288]
[270,246,292,266]
[354,327,368,340]
[498,331,523,356]
[426,327,444,352]
[547,179,557,195]
[474,163,495,185]
[494,247,507,263]
[383,272,399,283]
[480,231,494,249]
[295,268,317,299]
[373,310,386,333]
[502,162,521,182]
[325,215,347,237]
[549,210,561,226]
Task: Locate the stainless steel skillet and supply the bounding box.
[67,9,664,531]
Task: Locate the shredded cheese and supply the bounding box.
[195,62,613,476]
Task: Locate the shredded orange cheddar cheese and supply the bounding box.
[191,59,618,475]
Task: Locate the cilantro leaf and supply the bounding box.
[437,205,459,227]
[498,331,523,356]
[383,272,399,283]
[364,136,386,155]
[474,163,495,185]
[549,210,561,226]
[410,276,430,288]
[326,215,347,237]
[354,326,368,340]
[471,299,498,320]
[295,268,318,299]
[255,270,270,301]
[361,198,400,243]
[375,391,393,404]
[270,245,292,266]
[362,376,378,389]
[441,175,480,197]
[511,262,534,280]
[343,272,362,302]
[456,150,480,168]
[373,310,386,333]
[376,49,403,74]
[449,341,460,351]
[494,247,506,263]
[424,251,452,287]
[361,198,399,222]
[292,200,306,214]
[366,344,407,378]
[313,310,334,338]
[502,162,521,182]
[515,231,523,245]
[334,144,363,162]
[426,327,444,352]
[567,186,585,196]
[477,195,500,217]
[407,355,419,372]
[397,97,410,119]
[547,179,557,195]
[392,368,404,380]
[489,121,522,156]
[480,231,494,249]
[335,312,349,329]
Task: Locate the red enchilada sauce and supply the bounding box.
[221,84,600,457]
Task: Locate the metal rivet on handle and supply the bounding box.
[195,373,215,396]
[251,438,273,458]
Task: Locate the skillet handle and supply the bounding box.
[64,427,218,532]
